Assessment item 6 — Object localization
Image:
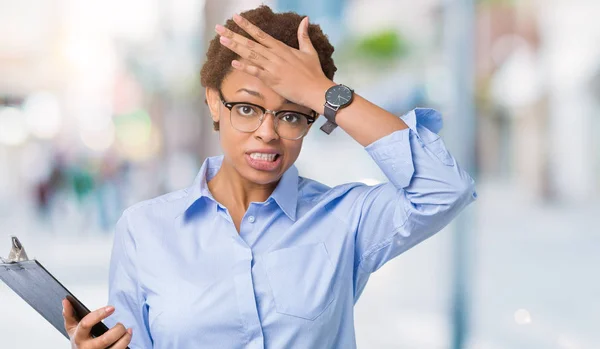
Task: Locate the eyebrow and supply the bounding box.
[236,88,294,105]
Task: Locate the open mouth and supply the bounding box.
[245,152,282,171]
[248,153,280,162]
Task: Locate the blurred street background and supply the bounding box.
[1,0,599,348]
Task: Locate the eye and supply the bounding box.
[235,105,258,117]
[280,112,302,124]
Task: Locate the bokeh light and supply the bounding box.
[514,309,532,325]
[112,108,160,160]
[80,120,116,152]
[114,109,153,148]
[0,107,29,146]
[23,92,63,139]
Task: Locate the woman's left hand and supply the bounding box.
[215,14,334,111]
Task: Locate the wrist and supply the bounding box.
[306,78,336,115]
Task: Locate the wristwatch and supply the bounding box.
[320,84,354,134]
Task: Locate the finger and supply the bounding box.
[233,13,281,49]
[75,305,115,343]
[297,17,316,53]
[88,322,127,348]
[62,298,78,335]
[111,328,133,349]
[215,24,280,62]
[219,35,269,68]
[231,60,268,80]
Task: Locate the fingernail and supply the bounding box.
[127,328,133,335]
[232,60,241,68]
[105,306,115,313]
[215,24,224,33]
[220,36,231,45]
[233,13,241,21]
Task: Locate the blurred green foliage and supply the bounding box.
[355,29,408,60]
[338,29,409,64]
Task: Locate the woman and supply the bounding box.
[63,5,476,349]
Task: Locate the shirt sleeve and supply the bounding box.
[353,108,477,298]
[105,212,154,349]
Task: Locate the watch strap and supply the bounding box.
[320,103,338,135]
[319,121,337,135]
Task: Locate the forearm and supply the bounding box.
[308,79,408,147]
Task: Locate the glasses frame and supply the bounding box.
[219,90,317,140]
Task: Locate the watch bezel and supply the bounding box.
[325,84,354,108]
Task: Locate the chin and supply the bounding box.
[237,160,286,185]
[244,167,283,185]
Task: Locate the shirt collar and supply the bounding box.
[184,155,298,221]
[184,155,219,209]
[269,162,298,221]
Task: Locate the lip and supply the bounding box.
[245,152,282,172]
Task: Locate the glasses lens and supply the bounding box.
[230,104,263,132]
[276,112,309,139]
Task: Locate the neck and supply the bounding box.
[208,160,278,212]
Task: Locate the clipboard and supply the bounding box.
[0,236,125,346]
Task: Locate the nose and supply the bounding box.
[254,112,279,143]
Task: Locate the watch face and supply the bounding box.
[326,85,353,107]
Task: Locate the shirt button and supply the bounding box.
[248,216,255,223]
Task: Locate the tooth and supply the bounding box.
[249,152,278,161]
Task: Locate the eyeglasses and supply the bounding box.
[219,90,317,140]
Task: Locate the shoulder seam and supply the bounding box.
[123,188,191,216]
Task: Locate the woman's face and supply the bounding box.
[206,65,315,186]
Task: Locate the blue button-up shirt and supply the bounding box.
[105,109,477,348]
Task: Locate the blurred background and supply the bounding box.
[1,0,599,348]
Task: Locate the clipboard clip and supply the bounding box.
[0,236,30,263]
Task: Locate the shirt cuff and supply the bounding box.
[364,108,443,189]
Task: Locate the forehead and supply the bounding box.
[221,69,275,97]
[220,61,297,104]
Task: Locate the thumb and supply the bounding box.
[62,298,78,335]
[297,17,315,53]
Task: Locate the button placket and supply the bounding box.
[231,238,264,348]
[239,204,261,246]
[244,206,256,226]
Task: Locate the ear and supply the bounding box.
[205,88,221,124]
